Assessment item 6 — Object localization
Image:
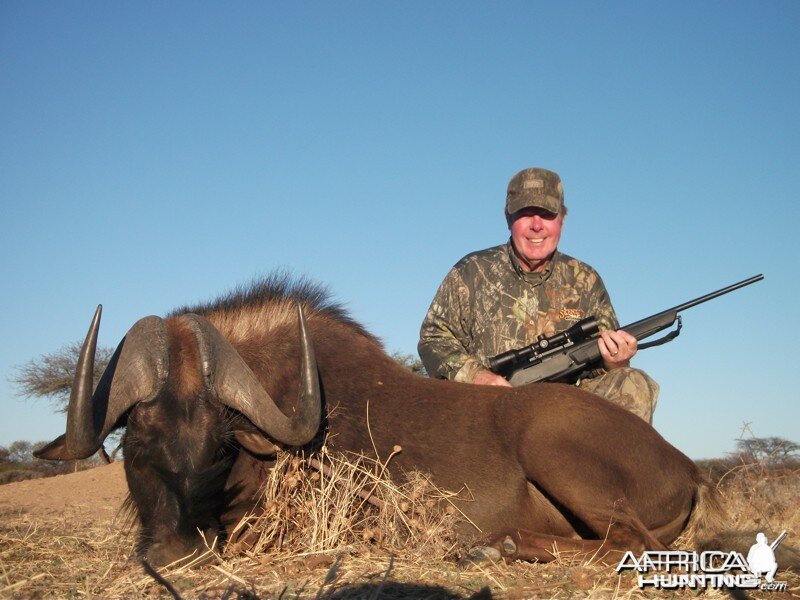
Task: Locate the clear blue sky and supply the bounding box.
[2,1,797,459]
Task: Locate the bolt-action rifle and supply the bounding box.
[488,274,763,387]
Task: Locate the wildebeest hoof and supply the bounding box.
[502,536,517,555]
[459,546,502,568]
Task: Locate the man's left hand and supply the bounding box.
[598,329,637,370]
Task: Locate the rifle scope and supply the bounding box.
[489,317,599,375]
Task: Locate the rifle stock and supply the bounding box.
[500,274,763,387]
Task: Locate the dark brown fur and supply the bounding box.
[115,276,723,564]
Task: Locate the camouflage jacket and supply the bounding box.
[418,241,619,382]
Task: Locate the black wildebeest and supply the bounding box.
[36,276,722,566]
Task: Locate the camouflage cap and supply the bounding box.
[505,168,564,216]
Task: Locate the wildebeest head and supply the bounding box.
[35,303,322,565]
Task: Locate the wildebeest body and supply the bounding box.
[36,277,718,565]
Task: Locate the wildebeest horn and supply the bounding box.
[183,305,321,446]
[34,306,169,461]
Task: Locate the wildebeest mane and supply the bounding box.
[167,272,379,346]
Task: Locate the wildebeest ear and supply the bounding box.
[234,431,281,456]
[33,434,76,461]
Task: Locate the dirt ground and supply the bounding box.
[0,462,127,524]
[0,460,797,599]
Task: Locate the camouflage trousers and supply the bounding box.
[577,367,659,424]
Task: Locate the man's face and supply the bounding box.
[508,207,564,272]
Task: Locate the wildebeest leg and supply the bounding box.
[499,404,694,564]
[484,499,669,564]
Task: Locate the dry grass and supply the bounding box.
[230,447,463,561]
[2,448,798,599]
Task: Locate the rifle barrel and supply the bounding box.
[662,274,763,315]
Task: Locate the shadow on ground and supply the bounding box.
[213,581,493,600]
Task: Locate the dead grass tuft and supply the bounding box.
[231,448,464,564]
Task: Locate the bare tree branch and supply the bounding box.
[733,436,800,466]
[11,341,114,413]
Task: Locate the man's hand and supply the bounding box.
[472,369,513,387]
[598,329,637,370]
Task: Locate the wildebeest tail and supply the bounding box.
[682,474,726,543]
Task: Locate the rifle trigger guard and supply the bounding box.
[639,316,682,350]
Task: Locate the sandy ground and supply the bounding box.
[0,462,127,524]
[0,460,797,599]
